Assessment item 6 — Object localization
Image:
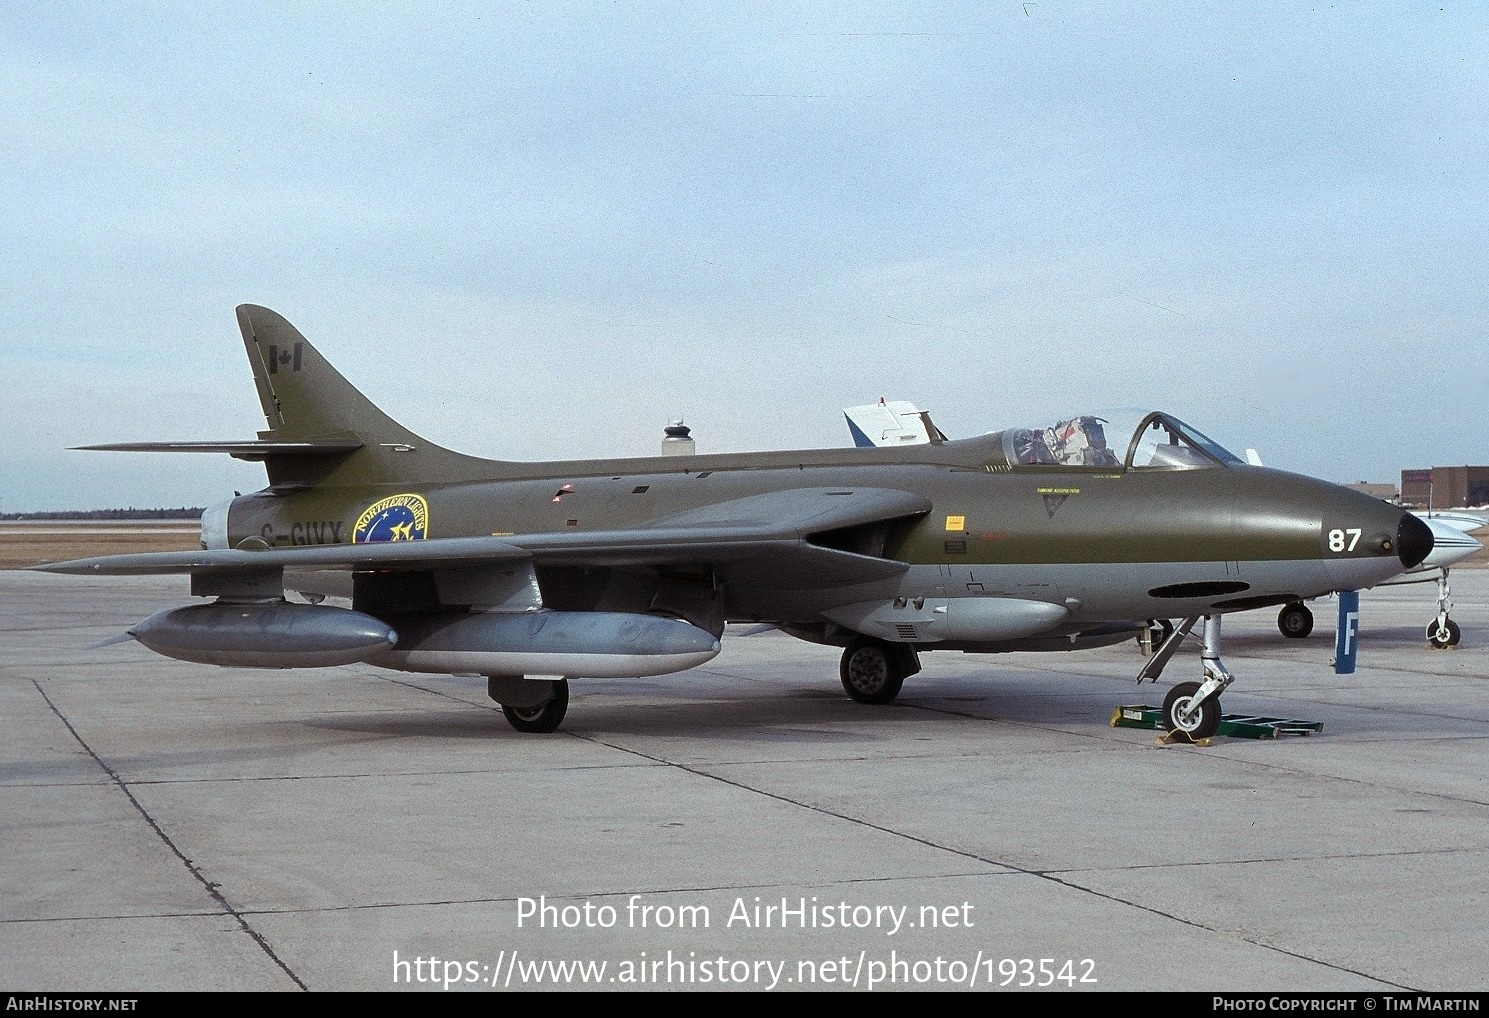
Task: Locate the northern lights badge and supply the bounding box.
[353,493,429,542]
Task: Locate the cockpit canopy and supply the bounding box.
[997,410,1243,470]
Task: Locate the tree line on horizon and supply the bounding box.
[1,508,205,521]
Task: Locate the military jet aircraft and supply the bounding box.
[34,305,1433,739]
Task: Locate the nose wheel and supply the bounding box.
[1163,681,1220,740]
[1427,619,1461,649]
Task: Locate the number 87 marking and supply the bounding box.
[1328,528,1362,552]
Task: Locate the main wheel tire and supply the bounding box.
[1277,602,1314,639]
[501,678,570,733]
[1162,681,1220,740]
[1426,619,1461,649]
[839,638,907,705]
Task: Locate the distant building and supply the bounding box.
[1400,466,1489,509]
[1345,482,1397,502]
[1400,470,1433,508]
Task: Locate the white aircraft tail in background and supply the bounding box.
[844,399,945,448]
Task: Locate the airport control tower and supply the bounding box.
[661,420,695,456]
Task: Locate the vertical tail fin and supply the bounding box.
[236,305,489,487]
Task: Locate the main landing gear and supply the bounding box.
[839,637,921,705]
[1427,569,1463,649]
[1136,618,1175,654]
[487,676,570,733]
[1277,601,1314,639]
[1137,614,1233,740]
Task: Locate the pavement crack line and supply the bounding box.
[574,730,1415,990]
[31,679,309,992]
[229,870,1003,917]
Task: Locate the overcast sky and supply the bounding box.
[4,2,1486,512]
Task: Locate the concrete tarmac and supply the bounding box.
[3,569,1486,993]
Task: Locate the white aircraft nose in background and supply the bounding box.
[1416,515,1484,573]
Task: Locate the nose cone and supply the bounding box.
[1397,512,1434,570]
[1418,517,1482,571]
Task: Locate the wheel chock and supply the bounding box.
[1111,705,1323,740]
[1155,728,1211,747]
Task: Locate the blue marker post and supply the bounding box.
[1334,590,1360,674]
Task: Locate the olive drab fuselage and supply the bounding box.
[216,434,1420,640]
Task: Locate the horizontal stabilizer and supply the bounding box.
[74,439,364,461]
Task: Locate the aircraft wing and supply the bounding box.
[1415,510,1487,534]
[30,536,531,576]
[32,486,930,589]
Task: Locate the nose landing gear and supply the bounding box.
[1426,569,1462,649]
[1137,614,1233,741]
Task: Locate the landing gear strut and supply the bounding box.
[1427,569,1462,649]
[1137,614,1233,740]
[839,637,920,704]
